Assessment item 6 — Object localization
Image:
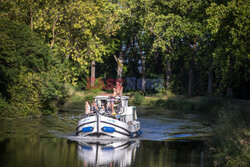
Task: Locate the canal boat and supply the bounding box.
[76,95,142,138]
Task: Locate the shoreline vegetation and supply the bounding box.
[135,93,250,167]
[131,92,250,167]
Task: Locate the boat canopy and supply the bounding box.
[94,95,130,100]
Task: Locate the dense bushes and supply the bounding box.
[0,97,17,118]
[132,92,145,105]
[209,102,250,167]
[0,19,68,118]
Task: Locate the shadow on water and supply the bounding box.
[0,106,214,167]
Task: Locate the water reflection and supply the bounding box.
[75,139,213,167]
[77,140,139,167]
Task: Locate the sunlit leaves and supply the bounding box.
[30,0,120,84]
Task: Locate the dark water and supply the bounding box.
[0,107,214,167]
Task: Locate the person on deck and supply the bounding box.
[109,81,123,115]
[91,100,99,113]
[115,81,123,97]
[109,87,117,115]
[85,100,91,114]
[100,100,108,113]
[101,81,123,115]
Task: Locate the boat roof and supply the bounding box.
[94,95,130,100]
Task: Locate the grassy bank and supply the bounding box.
[129,92,222,114]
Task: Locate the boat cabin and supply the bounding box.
[94,95,137,122]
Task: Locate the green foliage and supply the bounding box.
[0,19,49,97]
[0,18,68,117]
[0,97,17,118]
[90,89,101,95]
[133,92,145,105]
[33,0,120,85]
[0,0,249,118]
[152,96,225,114]
[40,66,69,114]
[9,69,43,116]
[156,97,195,111]
[206,0,250,94]
[83,95,94,104]
[2,0,248,99]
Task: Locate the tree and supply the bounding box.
[206,0,249,97]
[34,0,120,86]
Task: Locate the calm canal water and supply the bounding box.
[0,107,214,167]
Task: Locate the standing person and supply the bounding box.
[115,81,123,97]
[115,81,123,114]
[85,100,91,114]
[102,81,123,115]
[109,81,123,115]
[109,87,117,115]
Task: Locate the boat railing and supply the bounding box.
[82,113,96,118]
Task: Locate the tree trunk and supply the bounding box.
[117,56,123,79]
[114,51,124,79]
[91,60,95,87]
[51,15,58,48]
[51,24,55,48]
[188,58,194,97]
[114,43,129,80]
[165,57,171,89]
[141,54,146,91]
[208,70,213,95]
[188,40,197,97]
[165,37,174,90]
[226,55,233,97]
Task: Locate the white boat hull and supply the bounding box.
[76,114,142,138]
